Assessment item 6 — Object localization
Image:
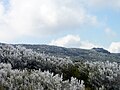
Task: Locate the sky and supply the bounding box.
[0,0,120,53]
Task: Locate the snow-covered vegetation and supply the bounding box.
[0,63,84,90]
[0,44,120,90]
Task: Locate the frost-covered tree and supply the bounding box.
[0,63,85,90]
[84,61,120,89]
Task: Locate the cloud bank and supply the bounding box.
[109,42,120,53]
[49,35,97,49]
[0,0,98,42]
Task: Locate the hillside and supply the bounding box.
[19,44,120,62]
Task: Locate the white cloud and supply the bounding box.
[105,28,117,37]
[109,42,120,53]
[49,35,81,48]
[80,41,97,49]
[88,0,120,10]
[0,1,16,42]
[0,2,4,19]
[0,0,99,42]
[49,35,97,49]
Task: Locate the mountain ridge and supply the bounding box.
[16,43,120,62]
[0,42,120,62]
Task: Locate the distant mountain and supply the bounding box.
[92,48,110,54]
[0,42,120,62]
[19,44,120,62]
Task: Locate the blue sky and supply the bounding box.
[0,0,120,53]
